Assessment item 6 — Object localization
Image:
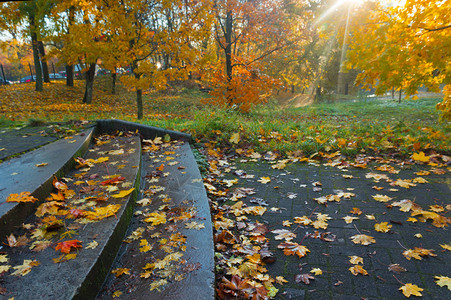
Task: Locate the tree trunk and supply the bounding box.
[65,6,75,87]
[291,85,295,94]
[136,89,143,119]
[38,41,50,83]
[30,14,42,92]
[398,89,402,103]
[65,64,74,86]
[112,71,116,94]
[225,10,233,105]
[82,63,96,104]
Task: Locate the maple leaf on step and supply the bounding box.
[271,229,296,241]
[343,216,359,224]
[350,234,375,245]
[111,188,135,198]
[310,268,322,275]
[6,191,38,203]
[144,212,167,226]
[7,234,29,247]
[85,204,121,221]
[11,259,40,276]
[435,276,451,291]
[185,221,205,230]
[388,264,407,273]
[278,242,310,258]
[399,283,423,297]
[372,194,392,202]
[55,239,82,254]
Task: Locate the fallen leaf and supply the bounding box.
[86,240,99,249]
[399,283,423,297]
[349,265,368,276]
[258,177,271,184]
[435,276,451,291]
[185,221,205,230]
[112,268,130,277]
[310,268,322,275]
[295,273,314,284]
[11,259,40,276]
[144,212,167,226]
[55,240,82,254]
[343,216,359,224]
[388,264,407,273]
[412,152,430,162]
[372,194,392,202]
[278,242,310,258]
[229,132,240,144]
[374,222,392,233]
[35,162,48,167]
[350,234,375,245]
[6,192,38,203]
[111,188,135,198]
[349,256,363,265]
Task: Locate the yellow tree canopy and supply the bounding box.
[346,0,450,120]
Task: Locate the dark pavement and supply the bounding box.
[216,158,450,299]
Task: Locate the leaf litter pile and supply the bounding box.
[204,143,450,299]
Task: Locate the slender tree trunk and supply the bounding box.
[30,14,42,92]
[82,63,96,104]
[136,89,143,119]
[65,64,74,86]
[38,41,50,83]
[391,87,395,99]
[398,89,402,103]
[112,71,116,95]
[225,10,233,105]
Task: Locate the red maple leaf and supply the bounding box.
[55,240,82,254]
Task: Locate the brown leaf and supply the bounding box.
[295,273,315,284]
[388,264,407,273]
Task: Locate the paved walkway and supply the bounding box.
[215,158,450,299]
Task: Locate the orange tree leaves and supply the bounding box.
[277,242,310,258]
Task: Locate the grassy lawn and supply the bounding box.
[1,80,449,158]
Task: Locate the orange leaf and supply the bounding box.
[6,192,38,203]
[55,240,82,254]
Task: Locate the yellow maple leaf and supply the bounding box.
[343,216,359,224]
[258,177,271,184]
[139,239,152,253]
[111,188,135,198]
[374,222,392,233]
[0,265,11,273]
[399,283,423,297]
[435,276,451,291]
[112,290,123,298]
[372,194,392,202]
[112,268,130,277]
[413,177,428,184]
[144,212,166,226]
[6,191,38,203]
[85,240,99,249]
[0,255,8,263]
[310,268,323,275]
[350,234,375,245]
[412,152,430,162]
[11,259,40,276]
[349,256,364,265]
[440,244,451,251]
[349,265,368,276]
[85,204,121,221]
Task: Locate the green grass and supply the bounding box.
[141,95,450,158]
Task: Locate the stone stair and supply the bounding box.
[0,120,214,299]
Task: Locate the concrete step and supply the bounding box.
[0,120,214,300]
[0,131,141,299]
[97,140,214,299]
[0,127,94,242]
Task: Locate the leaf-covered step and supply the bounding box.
[0,131,141,299]
[97,137,214,299]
